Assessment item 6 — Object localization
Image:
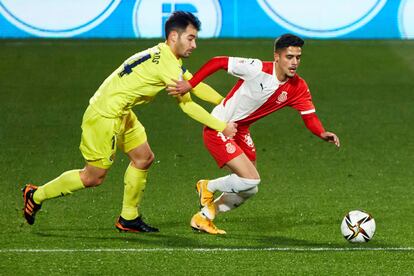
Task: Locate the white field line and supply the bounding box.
[0,247,413,253]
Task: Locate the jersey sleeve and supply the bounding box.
[301,113,325,137]
[187,56,229,88]
[290,81,316,115]
[227,57,263,80]
[183,69,224,105]
[176,92,227,131]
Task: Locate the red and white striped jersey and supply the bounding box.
[211,57,315,127]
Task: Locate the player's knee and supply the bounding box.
[239,185,258,199]
[131,151,155,169]
[141,151,155,168]
[80,171,106,187]
[233,176,260,193]
[147,151,155,165]
[82,175,105,187]
[242,171,260,180]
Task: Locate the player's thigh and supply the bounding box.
[79,106,118,169]
[225,153,260,179]
[117,110,148,154]
[203,127,245,168]
[234,129,257,163]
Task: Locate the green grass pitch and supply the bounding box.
[0,39,413,274]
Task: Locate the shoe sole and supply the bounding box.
[191,226,202,232]
[190,225,225,235]
[191,225,215,234]
[190,219,223,235]
[115,222,159,233]
[115,222,142,233]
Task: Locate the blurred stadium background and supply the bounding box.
[0,0,413,39]
[1,1,413,274]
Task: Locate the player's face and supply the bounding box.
[176,24,198,58]
[274,46,302,81]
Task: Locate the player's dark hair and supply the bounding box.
[274,34,304,52]
[164,11,201,39]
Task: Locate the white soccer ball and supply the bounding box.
[341,210,376,243]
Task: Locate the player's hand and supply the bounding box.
[166,79,192,96]
[321,131,340,147]
[222,122,238,138]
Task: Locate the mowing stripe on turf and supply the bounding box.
[0,247,413,253]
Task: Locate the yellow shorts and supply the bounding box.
[79,105,147,169]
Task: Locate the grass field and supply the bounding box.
[0,39,413,274]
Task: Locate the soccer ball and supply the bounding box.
[341,210,376,243]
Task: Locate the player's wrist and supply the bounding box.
[188,79,197,88]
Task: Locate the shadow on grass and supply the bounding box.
[32,229,395,250]
[16,210,398,250]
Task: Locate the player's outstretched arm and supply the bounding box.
[167,56,229,96]
[190,82,224,105]
[301,113,340,147]
[176,92,237,138]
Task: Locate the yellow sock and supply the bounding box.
[121,164,148,220]
[33,170,85,204]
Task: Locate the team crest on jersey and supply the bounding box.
[276,91,288,104]
[225,142,236,154]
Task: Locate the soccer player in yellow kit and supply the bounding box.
[22,11,237,232]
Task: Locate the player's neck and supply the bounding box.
[165,41,180,60]
[274,64,288,82]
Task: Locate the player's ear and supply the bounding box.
[169,30,178,43]
[274,51,279,63]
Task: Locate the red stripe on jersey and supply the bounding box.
[236,74,313,126]
[189,56,229,88]
[261,61,274,74]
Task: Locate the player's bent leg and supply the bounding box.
[116,141,159,233]
[208,153,260,194]
[214,186,259,213]
[126,141,155,170]
[22,167,97,225]
[79,164,108,187]
[208,153,260,193]
[199,155,260,220]
[225,153,260,180]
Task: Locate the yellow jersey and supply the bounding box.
[89,42,225,131]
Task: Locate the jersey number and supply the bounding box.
[118,53,151,77]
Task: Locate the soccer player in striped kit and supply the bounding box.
[167,34,340,234]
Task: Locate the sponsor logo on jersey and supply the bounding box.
[133,0,222,38]
[225,142,236,154]
[276,91,288,104]
[399,0,414,38]
[257,0,386,38]
[0,0,120,37]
